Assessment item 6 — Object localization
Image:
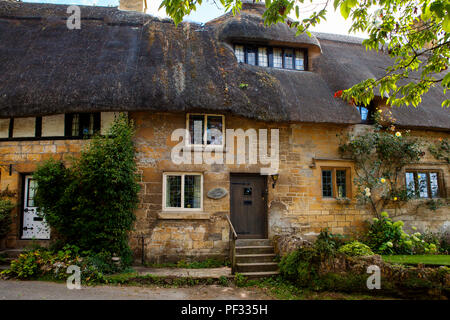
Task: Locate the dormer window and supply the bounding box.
[357,104,374,124]
[234,44,307,71]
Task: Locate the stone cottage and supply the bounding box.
[0,1,448,273]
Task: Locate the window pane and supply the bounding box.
[234,45,245,63]
[295,50,305,70]
[71,114,79,136]
[258,47,268,67]
[189,115,204,145]
[430,173,439,198]
[336,170,346,198]
[405,172,416,197]
[184,175,201,209]
[273,48,282,68]
[166,175,181,208]
[284,49,294,69]
[358,106,369,121]
[322,170,332,197]
[417,172,429,198]
[247,47,257,65]
[206,116,223,145]
[27,179,37,207]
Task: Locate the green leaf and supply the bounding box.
[442,15,450,32]
[340,2,351,19]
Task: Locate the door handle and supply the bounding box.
[24,208,29,213]
[23,227,34,231]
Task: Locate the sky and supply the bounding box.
[23,0,367,37]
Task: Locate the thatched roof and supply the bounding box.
[0,1,448,130]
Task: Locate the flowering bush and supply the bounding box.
[338,241,374,256]
[363,212,439,255]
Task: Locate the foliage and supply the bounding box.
[339,123,423,216]
[315,228,350,255]
[429,138,450,163]
[33,115,140,265]
[0,188,15,240]
[362,211,439,254]
[159,0,449,108]
[145,258,230,269]
[338,241,374,256]
[382,254,450,266]
[0,247,105,284]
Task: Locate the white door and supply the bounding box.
[22,175,50,240]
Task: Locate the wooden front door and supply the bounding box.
[230,174,267,239]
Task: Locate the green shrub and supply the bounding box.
[315,228,350,256]
[1,248,105,284]
[363,212,438,255]
[33,115,140,265]
[0,198,14,239]
[338,241,374,256]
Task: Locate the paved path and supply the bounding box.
[0,280,272,300]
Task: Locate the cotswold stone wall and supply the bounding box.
[129,112,450,263]
[0,139,86,248]
[0,112,448,261]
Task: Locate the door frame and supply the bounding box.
[229,173,268,239]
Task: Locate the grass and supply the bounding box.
[144,258,230,269]
[382,254,450,266]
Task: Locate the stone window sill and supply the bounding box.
[157,211,211,220]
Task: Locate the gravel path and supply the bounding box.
[0,280,272,300]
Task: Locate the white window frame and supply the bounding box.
[185,113,225,148]
[162,172,203,211]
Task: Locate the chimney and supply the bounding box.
[119,0,146,13]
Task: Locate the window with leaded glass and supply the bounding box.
[247,47,257,65]
[322,170,332,197]
[295,49,305,70]
[284,49,294,69]
[187,114,224,146]
[321,167,351,199]
[405,171,443,199]
[273,48,283,68]
[163,173,203,210]
[234,45,245,63]
[65,113,100,138]
[258,47,268,67]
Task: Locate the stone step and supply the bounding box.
[235,246,274,255]
[236,262,279,273]
[236,239,272,247]
[238,271,280,279]
[235,253,276,263]
[0,249,24,259]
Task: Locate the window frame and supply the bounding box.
[405,169,445,199]
[162,172,204,212]
[185,113,225,148]
[233,44,308,71]
[64,112,100,138]
[321,167,352,199]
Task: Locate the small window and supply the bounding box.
[405,171,443,199]
[284,49,294,69]
[273,48,283,68]
[295,50,305,70]
[65,113,100,138]
[247,47,257,66]
[234,45,245,63]
[258,47,268,67]
[163,173,203,210]
[187,114,224,146]
[322,168,351,198]
[357,104,374,124]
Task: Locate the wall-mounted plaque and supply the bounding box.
[207,187,228,199]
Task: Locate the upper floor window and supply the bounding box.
[187,114,224,146]
[234,44,307,71]
[357,104,374,124]
[65,113,100,138]
[405,170,443,199]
